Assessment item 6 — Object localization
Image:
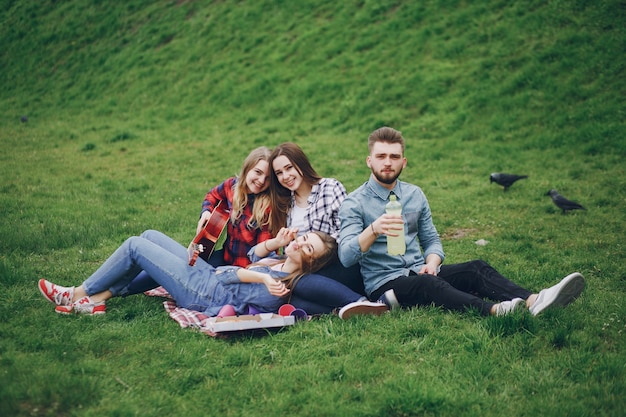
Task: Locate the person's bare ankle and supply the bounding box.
[72,286,87,303]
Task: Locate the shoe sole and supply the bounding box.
[339,303,388,320]
[55,305,106,315]
[531,272,585,316]
[55,306,74,315]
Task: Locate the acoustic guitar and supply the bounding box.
[188,201,229,266]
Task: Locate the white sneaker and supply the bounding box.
[55,296,106,315]
[494,298,525,316]
[529,272,585,316]
[338,300,389,320]
[38,278,74,306]
[377,289,401,310]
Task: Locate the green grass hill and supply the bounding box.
[1,1,625,416]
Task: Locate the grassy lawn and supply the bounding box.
[1,1,624,416]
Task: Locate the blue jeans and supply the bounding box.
[290,274,364,315]
[123,236,364,316]
[82,230,284,316]
[287,255,366,315]
[316,259,366,295]
[125,249,228,295]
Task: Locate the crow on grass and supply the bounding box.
[547,189,586,214]
[489,173,528,191]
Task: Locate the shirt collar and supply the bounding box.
[367,174,402,201]
[308,181,321,202]
[290,180,320,204]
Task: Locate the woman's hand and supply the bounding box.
[273,227,298,248]
[255,227,298,258]
[236,269,289,297]
[263,275,290,297]
[196,210,212,235]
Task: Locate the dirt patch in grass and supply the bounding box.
[441,228,478,240]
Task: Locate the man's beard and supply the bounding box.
[372,168,402,185]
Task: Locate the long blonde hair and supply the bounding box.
[231,146,272,228]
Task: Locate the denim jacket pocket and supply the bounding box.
[405,211,419,235]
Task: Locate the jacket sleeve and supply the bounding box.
[416,195,445,264]
[337,195,364,268]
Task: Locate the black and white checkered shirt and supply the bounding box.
[287,178,347,240]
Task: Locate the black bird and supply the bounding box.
[20,115,28,123]
[546,189,586,213]
[490,173,528,191]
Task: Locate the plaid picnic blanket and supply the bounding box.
[144,287,217,336]
[144,286,303,336]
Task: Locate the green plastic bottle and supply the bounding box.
[385,194,406,255]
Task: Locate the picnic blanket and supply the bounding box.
[144,287,217,336]
[144,287,300,336]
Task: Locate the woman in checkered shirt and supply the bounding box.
[266,143,369,313]
[269,142,346,240]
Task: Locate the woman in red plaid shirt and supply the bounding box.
[199,146,273,267]
[125,147,273,295]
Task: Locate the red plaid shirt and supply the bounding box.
[201,177,272,267]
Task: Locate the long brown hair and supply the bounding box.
[232,146,272,228]
[250,231,337,291]
[268,143,321,235]
[282,231,337,290]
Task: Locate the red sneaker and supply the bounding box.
[55,296,106,315]
[38,279,74,306]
